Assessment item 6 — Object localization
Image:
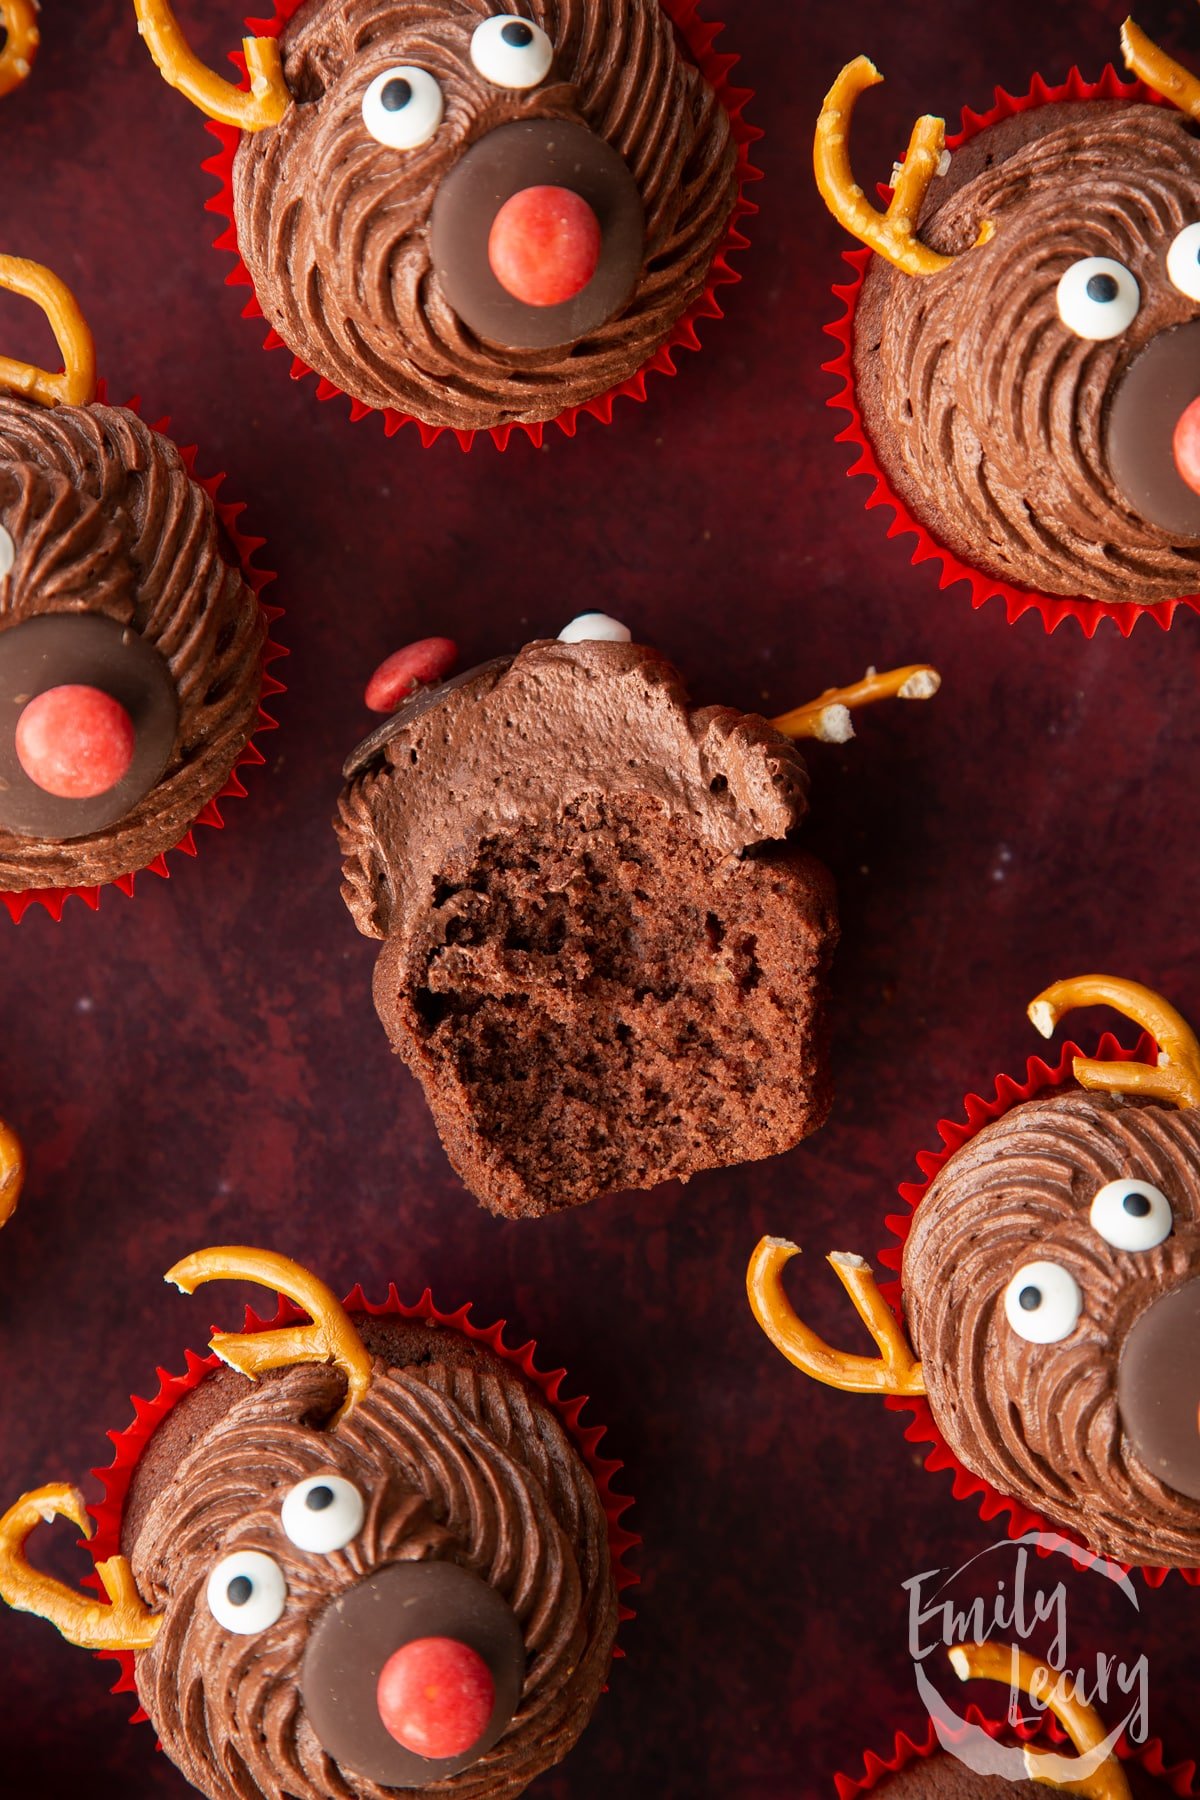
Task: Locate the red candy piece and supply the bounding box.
[366,638,459,714]
[15,684,136,800]
[376,1636,495,1760]
[487,186,602,308]
[1174,394,1200,497]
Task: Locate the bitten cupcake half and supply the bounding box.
[337,616,940,1218]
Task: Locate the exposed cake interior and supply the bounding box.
[377,792,835,1216]
[339,638,838,1218]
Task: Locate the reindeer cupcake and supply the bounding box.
[133,0,753,442]
[839,1642,1188,1797]
[750,975,1200,1572]
[819,13,1200,629]
[336,617,939,1217]
[0,1247,630,1799]
[0,256,277,915]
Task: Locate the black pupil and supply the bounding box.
[1086,272,1119,304]
[1018,1285,1042,1312]
[381,77,413,112]
[305,1484,336,1512]
[0,27,8,55]
[501,20,534,46]
[227,1575,254,1606]
[1123,1191,1152,1217]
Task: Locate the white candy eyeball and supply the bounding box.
[206,1550,287,1634]
[1166,223,1200,302]
[1003,1260,1083,1345]
[1056,256,1140,341]
[1090,1178,1173,1252]
[471,14,553,89]
[362,66,444,150]
[0,525,13,578]
[281,1473,365,1554]
[557,613,632,644]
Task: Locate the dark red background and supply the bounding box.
[4,1,1200,1794]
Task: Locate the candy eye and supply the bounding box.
[557,613,632,643]
[0,526,13,578]
[1003,1260,1082,1344]
[206,1550,287,1634]
[1056,256,1140,341]
[1090,1178,1173,1251]
[361,66,444,150]
[281,1474,365,1553]
[1167,223,1200,302]
[470,14,553,89]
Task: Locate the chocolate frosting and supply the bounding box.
[232,0,737,430]
[337,638,810,942]
[855,102,1200,604]
[0,396,264,889]
[903,1090,1200,1567]
[125,1327,616,1800]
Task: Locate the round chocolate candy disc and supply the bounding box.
[1117,1274,1200,1501]
[430,119,644,351]
[299,1559,525,1787]
[0,613,178,840]
[1107,319,1200,538]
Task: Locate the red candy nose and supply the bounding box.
[376,1636,495,1760]
[487,185,602,307]
[1175,395,1200,497]
[365,637,459,714]
[15,684,135,799]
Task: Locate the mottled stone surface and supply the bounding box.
[1,2,1199,1797]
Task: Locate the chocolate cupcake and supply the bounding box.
[816,15,1200,624]
[750,975,1200,1571]
[839,1643,1182,1798]
[0,1247,630,1799]
[337,617,939,1218]
[0,256,274,909]
[135,0,751,440]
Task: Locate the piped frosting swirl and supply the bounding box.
[903,1090,1200,1566]
[232,0,737,430]
[855,101,1200,604]
[0,396,263,889]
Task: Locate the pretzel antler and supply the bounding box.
[747,1238,925,1394]
[1121,12,1200,120]
[815,57,992,276]
[771,663,940,744]
[0,1115,24,1229]
[133,0,290,131]
[166,1247,374,1427]
[0,1484,160,1650]
[0,257,95,409]
[1028,974,1200,1110]
[0,2,40,99]
[950,1643,1131,1799]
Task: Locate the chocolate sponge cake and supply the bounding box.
[336,637,838,1218]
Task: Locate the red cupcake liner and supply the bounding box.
[202,0,760,451]
[836,1699,1197,1797]
[2,386,285,923]
[875,1027,1200,1586]
[823,64,1200,637]
[85,1282,638,1727]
